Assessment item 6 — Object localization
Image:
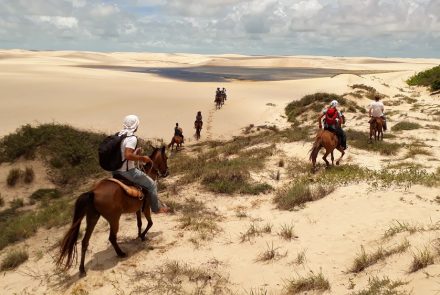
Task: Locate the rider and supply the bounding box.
[112,115,168,214]
[222,88,227,100]
[195,111,203,128]
[174,123,184,142]
[369,95,387,131]
[318,100,347,150]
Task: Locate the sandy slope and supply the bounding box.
[1,51,440,294]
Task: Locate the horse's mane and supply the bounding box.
[149,146,165,158]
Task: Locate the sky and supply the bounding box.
[0,0,439,57]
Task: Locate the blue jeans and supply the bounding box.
[113,168,160,213]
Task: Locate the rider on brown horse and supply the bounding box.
[112,115,169,213]
[195,111,203,128]
[369,95,387,131]
[174,123,184,142]
[318,100,347,150]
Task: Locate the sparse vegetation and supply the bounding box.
[274,182,334,210]
[409,247,434,273]
[346,129,400,155]
[278,224,296,240]
[285,92,365,124]
[176,198,221,242]
[1,249,28,271]
[407,65,440,91]
[131,260,231,294]
[256,242,286,262]
[383,221,418,239]
[10,198,24,209]
[350,276,409,295]
[391,122,422,132]
[403,146,432,159]
[6,168,21,187]
[293,250,307,265]
[350,241,410,273]
[285,271,330,294]
[23,166,35,184]
[240,222,272,243]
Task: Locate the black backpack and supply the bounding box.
[98,133,134,171]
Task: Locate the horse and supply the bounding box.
[194,121,202,140]
[369,117,384,142]
[57,146,169,276]
[168,135,183,150]
[309,129,345,172]
[215,94,222,109]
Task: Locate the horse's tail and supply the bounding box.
[57,191,94,269]
[309,135,322,162]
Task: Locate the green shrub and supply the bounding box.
[30,188,61,201]
[23,167,35,184]
[0,249,28,271]
[0,124,110,186]
[391,122,422,132]
[6,168,21,187]
[407,65,440,91]
[285,92,365,123]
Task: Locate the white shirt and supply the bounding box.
[116,136,137,171]
[369,101,384,117]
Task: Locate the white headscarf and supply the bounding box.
[330,100,339,107]
[119,115,140,136]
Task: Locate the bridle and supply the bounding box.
[137,152,168,180]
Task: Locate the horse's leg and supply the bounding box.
[140,205,153,241]
[108,216,126,257]
[331,151,334,166]
[336,146,345,165]
[79,209,100,276]
[136,210,142,239]
[322,150,330,167]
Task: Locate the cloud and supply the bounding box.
[0,0,438,57]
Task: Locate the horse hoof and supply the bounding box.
[117,252,127,258]
[336,161,340,166]
[79,270,87,278]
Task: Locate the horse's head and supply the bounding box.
[145,146,169,178]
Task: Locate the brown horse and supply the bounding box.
[57,147,169,276]
[168,135,183,150]
[194,121,202,140]
[369,117,384,142]
[309,129,345,172]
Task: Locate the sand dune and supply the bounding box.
[1,50,440,294]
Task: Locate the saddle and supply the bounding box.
[106,177,144,199]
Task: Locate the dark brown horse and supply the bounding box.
[168,135,183,150]
[194,121,202,140]
[309,129,345,172]
[369,117,384,142]
[57,147,169,276]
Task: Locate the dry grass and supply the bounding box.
[23,166,35,184]
[350,240,410,273]
[350,276,409,295]
[292,250,307,265]
[1,249,28,271]
[278,224,297,240]
[285,271,330,294]
[409,247,434,273]
[130,260,231,295]
[6,168,21,187]
[240,222,272,243]
[403,146,432,159]
[391,122,422,132]
[256,242,287,262]
[274,182,334,210]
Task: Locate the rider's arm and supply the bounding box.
[124,148,151,164]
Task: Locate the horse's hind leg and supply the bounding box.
[136,210,142,239]
[322,150,331,167]
[336,147,345,165]
[107,217,126,257]
[331,151,335,166]
[79,208,100,276]
[140,205,153,241]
